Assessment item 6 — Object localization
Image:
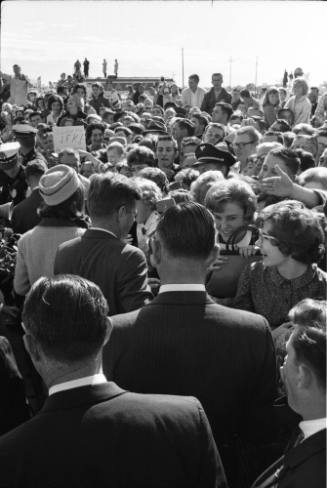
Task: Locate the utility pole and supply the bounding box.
[181,48,185,89]
[255,56,258,90]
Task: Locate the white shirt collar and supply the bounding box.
[159,284,206,294]
[49,373,107,396]
[89,227,117,239]
[299,417,327,440]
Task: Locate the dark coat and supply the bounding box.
[201,87,232,114]
[103,291,278,485]
[0,166,27,206]
[54,229,152,316]
[89,94,110,114]
[11,188,42,234]
[0,382,227,488]
[251,429,326,488]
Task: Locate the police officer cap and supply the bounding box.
[194,143,236,167]
[12,121,38,134]
[0,142,20,164]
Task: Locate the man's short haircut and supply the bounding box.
[22,275,109,362]
[138,167,169,193]
[107,141,125,156]
[212,73,223,79]
[191,113,209,128]
[29,111,42,120]
[271,119,292,133]
[72,83,87,98]
[189,74,200,84]
[277,108,295,126]
[240,89,251,99]
[215,102,233,121]
[177,120,195,137]
[87,173,141,218]
[156,202,216,260]
[156,134,178,152]
[259,202,325,265]
[174,168,200,190]
[24,159,47,180]
[290,301,326,391]
[236,126,261,144]
[269,147,300,176]
[127,145,156,167]
[190,170,224,205]
[205,178,257,222]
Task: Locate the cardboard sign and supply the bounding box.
[53,126,86,152]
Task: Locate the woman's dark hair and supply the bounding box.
[127,145,156,167]
[72,83,87,98]
[262,87,280,107]
[38,186,88,228]
[47,94,64,112]
[35,97,45,110]
[86,122,105,143]
[293,149,316,172]
[259,201,325,264]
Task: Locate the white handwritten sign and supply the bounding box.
[53,126,86,152]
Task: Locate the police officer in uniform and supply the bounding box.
[0,142,28,206]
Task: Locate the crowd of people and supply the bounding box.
[0,63,326,488]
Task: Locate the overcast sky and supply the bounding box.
[1,1,326,87]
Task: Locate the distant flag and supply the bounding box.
[283,70,288,88]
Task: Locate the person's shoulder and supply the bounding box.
[207,300,269,329]
[57,233,84,252]
[111,307,141,328]
[0,413,42,452]
[113,391,202,421]
[121,242,146,261]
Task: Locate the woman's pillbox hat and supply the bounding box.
[39,164,80,206]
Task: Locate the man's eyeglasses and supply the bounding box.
[233,141,255,149]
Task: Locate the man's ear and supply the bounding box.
[149,238,162,268]
[298,363,313,390]
[205,244,219,269]
[23,333,41,364]
[103,317,113,346]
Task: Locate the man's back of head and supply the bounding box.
[155,201,217,262]
[87,173,140,236]
[23,275,110,378]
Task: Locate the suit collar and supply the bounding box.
[283,428,326,469]
[151,290,215,306]
[41,381,126,413]
[84,228,118,240]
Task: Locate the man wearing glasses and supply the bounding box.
[233,126,261,173]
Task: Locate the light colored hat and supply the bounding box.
[0,142,20,163]
[39,164,81,206]
[12,123,38,134]
[0,142,21,169]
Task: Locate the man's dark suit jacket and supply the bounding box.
[251,428,326,488]
[0,382,227,488]
[54,229,152,316]
[11,188,42,234]
[104,291,278,485]
[201,88,232,115]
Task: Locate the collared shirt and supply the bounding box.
[159,284,206,294]
[299,417,327,440]
[89,227,117,239]
[49,373,107,396]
